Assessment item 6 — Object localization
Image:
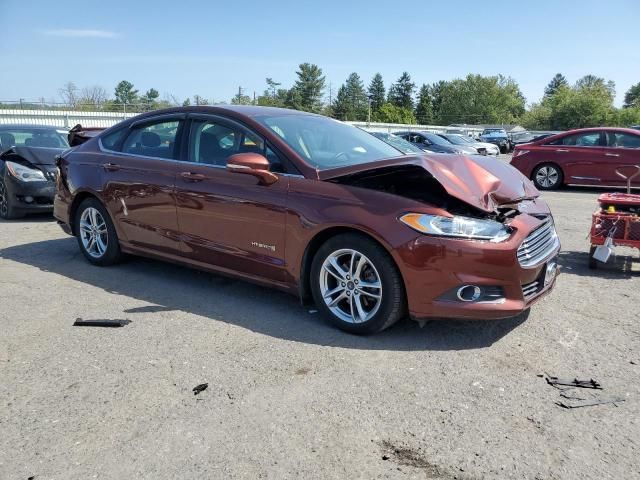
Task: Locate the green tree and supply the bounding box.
[140,88,160,111]
[266,78,281,98]
[368,73,385,115]
[623,82,640,108]
[290,63,325,112]
[430,80,447,124]
[114,80,139,106]
[544,73,568,97]
[415,84,434,124]
[284,87,304,111]
[335,73,368,121]
[435,74,525,124]
[372,103,416,124]
[182,98,191,107]
[387,72,415,110]
[231,94,252,105]
[193,95,209,105]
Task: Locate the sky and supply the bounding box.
[1,0,638,107]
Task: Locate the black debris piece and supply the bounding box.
[193,383,208,395]
[73,318,131,328]
[382,455,390,461]
[546,376,601,389]
[556,397,625,409]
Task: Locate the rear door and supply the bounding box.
[174,114,292,284]
[99,115,185,255]
[603,131,640,186]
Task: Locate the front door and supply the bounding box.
[543,130,605,185]
[100,116,184,256]
[174,115,290,284]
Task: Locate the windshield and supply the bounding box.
[255,114,401,169]
[423,133,451,146]
[370,132,423,154]
[0,127,69,149]
[482,129,506,137]
[441,134,469,146]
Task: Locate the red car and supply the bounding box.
[54,106,560,334]
[511,127,640,190]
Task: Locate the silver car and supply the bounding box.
[438,133,500,156]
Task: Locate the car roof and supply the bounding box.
[128,105,319,121]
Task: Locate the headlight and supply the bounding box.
[399,213,512,242]
[5,161,46,182]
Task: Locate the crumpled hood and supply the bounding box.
[319,154,540,213]
[1,146,66,165]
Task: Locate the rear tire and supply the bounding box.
[310,233,406,334]
[74,197,122,266]
[0,178,23,219]
[532,163,564,190]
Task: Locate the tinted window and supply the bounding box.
[255,114,401,170]
[122,120,180,159]
[549,132,601,147]
[0,128,68,149]
[188,120,288,173]
[607,132,640,149]
[101,128,127,150]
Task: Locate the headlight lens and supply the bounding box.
[5,161,46,182]
[400,213,511,242]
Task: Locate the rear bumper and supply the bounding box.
[397,211,561,321]
[3,174,55,212]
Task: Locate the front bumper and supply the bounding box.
[396,211,560,321]
[3,173,55,212]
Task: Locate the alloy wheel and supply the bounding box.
[319,248,383,324]
[535,166,559,188]
[79,207,108,258]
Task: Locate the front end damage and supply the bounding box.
[324,154,561,320]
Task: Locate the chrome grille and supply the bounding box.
[517,217,559,267]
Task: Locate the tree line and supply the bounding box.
[8,65,640,130]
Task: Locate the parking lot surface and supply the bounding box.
[1,186,639,479]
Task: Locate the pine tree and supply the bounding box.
[415,84,434,124]
[544,73,568,97]
[368,73,385,115]
[624,82,640,108]
[388,72,415,110]
[290,63,325,113]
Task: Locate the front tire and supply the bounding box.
[310,233,406,334]
[532,163,564,190]
[0,178,23,219]
[74,198,122,266]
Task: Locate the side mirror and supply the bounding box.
[226,153,278,185]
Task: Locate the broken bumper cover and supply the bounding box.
[397,213,561,321]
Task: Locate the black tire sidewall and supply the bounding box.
[532,163,563,190]
[310,233,405,334]
[0,178,22,220]
[74,198,121,266]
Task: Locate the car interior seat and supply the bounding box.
[0,133,15,151]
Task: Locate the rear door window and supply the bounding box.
[121,120,181,159]
[548,132,602,147]
[606,132,640,149]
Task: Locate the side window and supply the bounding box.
[607,132,640,149]
[549,132,601,147]
[121,120,180,159]
[189,120,263,167]
[101,127,127,151]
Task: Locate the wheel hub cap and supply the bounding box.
[79,207,108,258]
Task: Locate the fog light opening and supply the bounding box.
[456,285,482,302]
[24,196,34,203]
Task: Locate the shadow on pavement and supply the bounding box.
[558,250,638,279]
[1,238,529,352]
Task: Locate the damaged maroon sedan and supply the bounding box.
[54,106,560,334]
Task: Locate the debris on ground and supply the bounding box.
[192,383,208,395]
[543,375,625,409]
[307,309,318,314]
[556,397,625,409]
[545,376,601,389]
[73,318,131,328]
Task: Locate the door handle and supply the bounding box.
[103,162,120,171]
[605,153,620,157]
[181,172,205,182]
[555,149,569,152]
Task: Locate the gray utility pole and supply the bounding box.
[367,95,372,125]
[237,86,244,104]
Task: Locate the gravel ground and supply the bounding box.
[1,185,639,479]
